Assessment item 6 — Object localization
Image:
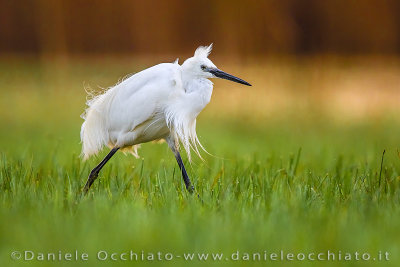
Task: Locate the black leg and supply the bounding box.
[174,152,194,193]
[83,147,119,194]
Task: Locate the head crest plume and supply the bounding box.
[194,44,213,58]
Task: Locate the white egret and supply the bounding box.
[80,44,251,194]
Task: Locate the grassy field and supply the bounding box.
[1,57,400,266]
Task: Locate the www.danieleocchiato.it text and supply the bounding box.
[10,250,390,262]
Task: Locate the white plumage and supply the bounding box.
[81,45,213,161]
[80,44,251,194]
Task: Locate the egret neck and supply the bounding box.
[181,72,213,118]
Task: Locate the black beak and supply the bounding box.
[208,68,252,86]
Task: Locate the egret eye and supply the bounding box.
[201,65,206,71]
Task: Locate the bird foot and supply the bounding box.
[187,185,195,194]
[82,171,99,194]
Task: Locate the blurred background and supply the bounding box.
[1,0,400,136]
[2,0,400,55]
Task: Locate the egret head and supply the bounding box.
[182,44,251,86]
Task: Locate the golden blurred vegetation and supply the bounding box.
[1,56,399,126]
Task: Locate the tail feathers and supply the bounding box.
[80,89,115,160]
[80,111,109,160]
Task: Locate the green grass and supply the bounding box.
[1,58,400,266]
